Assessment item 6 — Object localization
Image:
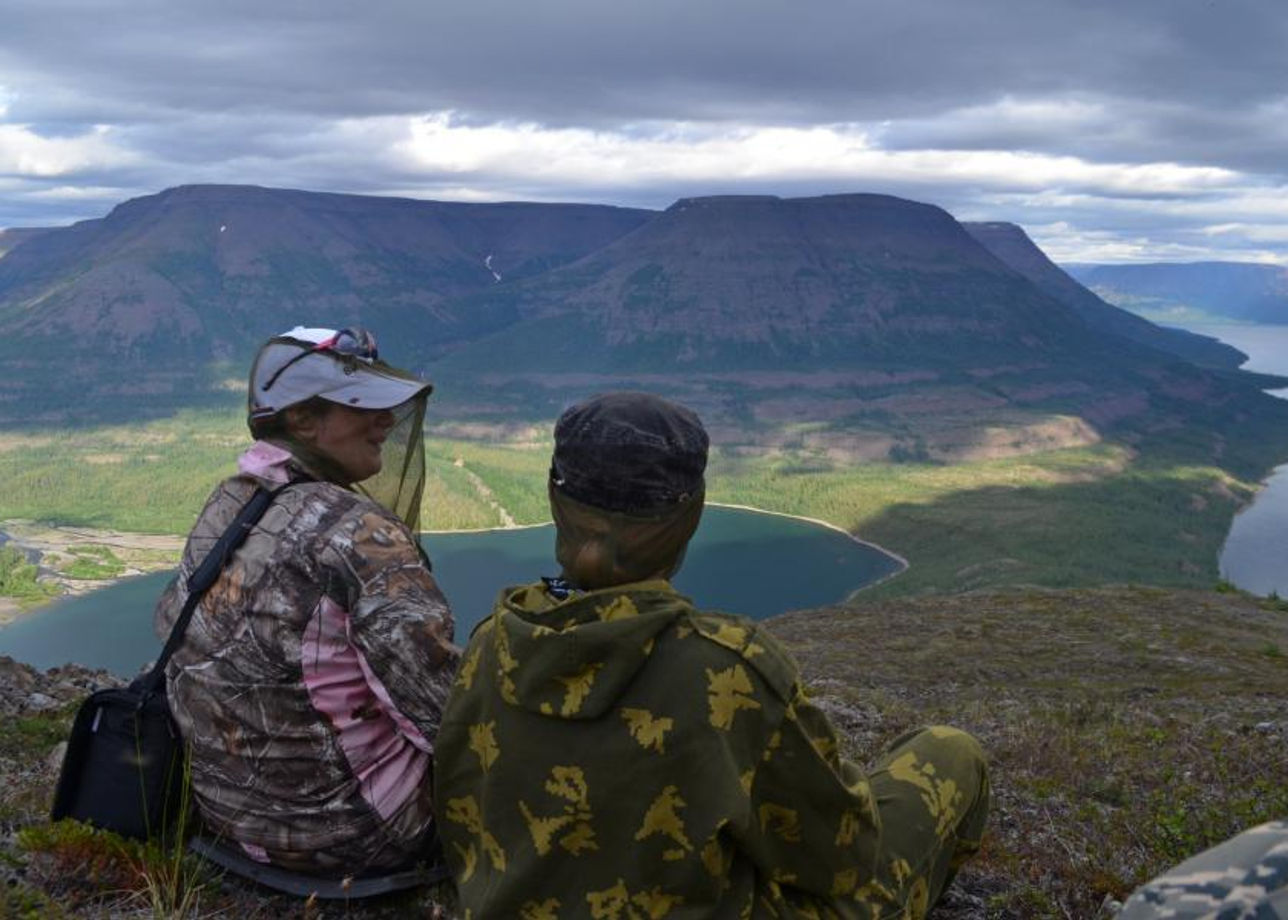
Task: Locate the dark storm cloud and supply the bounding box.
[4,0,1285,126]
[2,0,1287,261]
[881,96,1288,176]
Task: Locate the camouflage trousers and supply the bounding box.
[860,726,991,920]
[1118,820,1288,919]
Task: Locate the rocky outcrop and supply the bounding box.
[0,655,122,715]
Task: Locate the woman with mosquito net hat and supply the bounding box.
[153,326,458,876]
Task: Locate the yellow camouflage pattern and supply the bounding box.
[435,581,989,919]
[621,707,674,753]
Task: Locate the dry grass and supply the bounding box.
[768,585,1288,918]
[2,586,1284,918]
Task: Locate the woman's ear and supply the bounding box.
[284,403,321,443]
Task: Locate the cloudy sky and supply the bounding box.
[2,0,1287,263]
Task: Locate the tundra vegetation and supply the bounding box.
[0,586,1283,918]
[0,378,1285,919]
[1,187,1286,916]
[0,406,1281,599]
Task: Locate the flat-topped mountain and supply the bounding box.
[0,184,651,351]
[1066,261,1288,324]
[1,185,1285,463]
[418,194,1288,463]
[0,185,651,420]
[964,223,1245,369]
[471,194,1092,367]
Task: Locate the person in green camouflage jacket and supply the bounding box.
[434,392,989,919]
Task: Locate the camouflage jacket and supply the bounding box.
[154,442,458,873]
[434,580,882,919]
[1118,819,1288,919]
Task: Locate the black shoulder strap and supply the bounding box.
[137,483,289,699]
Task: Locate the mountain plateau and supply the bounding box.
[1,185,1285,476]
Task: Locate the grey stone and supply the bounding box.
[45,741,67,773]
[25,692,58,711]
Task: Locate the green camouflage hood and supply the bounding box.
[436,578,987,919]
[482,580,688,720]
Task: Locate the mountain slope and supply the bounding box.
[430,195,1283,460]
[0,184,653,350]
[964,222,1246,369]
[2,186,1285,467]
[1066,261,1288,324]
[482,194,1092,366]
[0,229,52,259]
[2,585,1285,919]
[0,185,652,421]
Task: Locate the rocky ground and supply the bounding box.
[0,585,1283,918]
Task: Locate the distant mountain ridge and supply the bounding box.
[963,223,1245,369]
[0,185,651,420]
[426,194,1087,385]
[509,195,1088,362]
[1,185,1284,472]
[1065,261,1288,324]
[0,184,652,354]
[420,194,1285,463]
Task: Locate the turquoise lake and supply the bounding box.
[1200,323,1288,597]
[0,506,903,675]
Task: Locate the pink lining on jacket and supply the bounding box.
[301,595,431,821]
[239,441,293,484]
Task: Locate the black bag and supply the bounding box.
[50,684,187,841]
[50,485,286,840]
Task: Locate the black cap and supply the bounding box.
[551,392,709,514]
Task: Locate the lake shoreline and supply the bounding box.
[705,501,909,595]
[0,520,186,626]
[0,503,909,621]
[1219,461,1288,597]
[1181,322,1288,598]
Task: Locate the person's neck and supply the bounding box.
[267,438,355,488]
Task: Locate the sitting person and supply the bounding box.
[434,391,989,918]
[154,326,458,875]
[1117,819,1288,918]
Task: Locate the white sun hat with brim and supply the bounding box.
[248,325,433,422]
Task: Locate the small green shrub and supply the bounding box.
[0,545,58,602]
[19,818,214,919]
[58,545,127,580]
